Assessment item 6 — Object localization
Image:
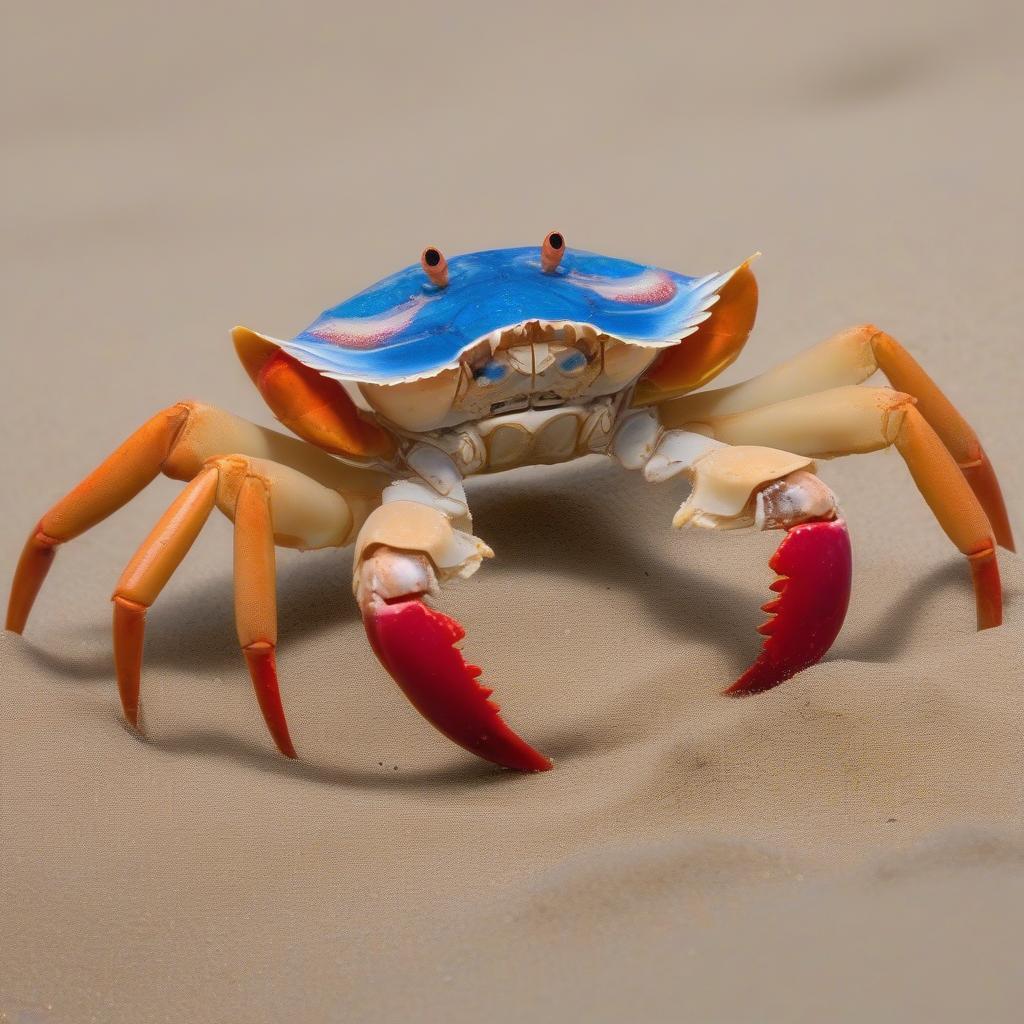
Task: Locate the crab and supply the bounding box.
[7,234,1014,772]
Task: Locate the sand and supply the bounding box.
[2,2,1022,1021]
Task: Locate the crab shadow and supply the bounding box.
[470,461,988,664]
[20,551,361,682]
[16,458,987,783]
[20,458,981,682]
[20,460,764,685]
[119,720,520,792]
[838,560,975,662]
[470,464,763,674]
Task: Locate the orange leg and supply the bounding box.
[233,475,295,759]
[112,467,219,727]
[110,452,358,754]
[7,405,189,633]
[893,405,1001,629]
[8,401,384,755]
[871,331,1014,553]
[7,400,385,635]
[659,325,1014,552]
[664,386,1002,630]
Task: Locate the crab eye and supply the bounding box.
[420,247,448,288]
[557,349,588,376]
[474,359,508,387]
[541,231,565,273]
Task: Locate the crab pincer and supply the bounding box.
[355,542,551,773]
[726,517,853,695]
[363,596,552,773]
[362,598,552,770]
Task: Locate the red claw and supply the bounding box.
[725,517,853,695]
[363,598,553,773]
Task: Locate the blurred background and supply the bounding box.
[2,3,1022,1022]
[4,0,1022,427]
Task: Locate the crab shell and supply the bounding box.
[233,245,759,461]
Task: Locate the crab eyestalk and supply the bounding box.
[541,231,565,273]
[420,246,449,288]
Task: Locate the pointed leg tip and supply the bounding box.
[274,723,298,760]
[119,693,143,730]
[5,595,29,633]
[969,547,1002,631]
[242,643,298,760]
[121,701,148,739]
[274,735,299,759]
[113,596,147,733]
[7,530,60,636]
[976,594,1003,631]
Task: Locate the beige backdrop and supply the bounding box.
[2,2,1022,1021]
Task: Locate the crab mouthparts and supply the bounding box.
[487,391,568,415]
[484,319,602,353]
[457,319,611,417]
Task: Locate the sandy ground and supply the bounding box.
[2,2,1022,1021]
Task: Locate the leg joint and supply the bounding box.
[31,525,62,549]
[242,639,275,653]
[875,387,917,445]
[157,401,199,471]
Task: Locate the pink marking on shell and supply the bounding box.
[308,296,428,350]
[570,268,677,305]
